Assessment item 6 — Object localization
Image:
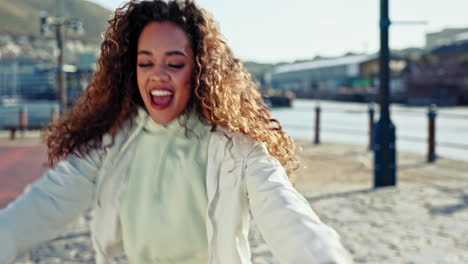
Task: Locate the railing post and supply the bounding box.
[10,128,16,140]
[51,105,60,123]
[20,106,28,136]
[427,104,437,162]
[369,103,375,151]
[314,105,321,144]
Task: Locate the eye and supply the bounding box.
[138,63,153,68]
[168,64,185,69]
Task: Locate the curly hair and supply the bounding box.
[45,0,299,178]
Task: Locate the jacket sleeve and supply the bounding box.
[245,143,353,264]
[0,150,102,264]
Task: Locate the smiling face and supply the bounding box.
[136,22,195,124]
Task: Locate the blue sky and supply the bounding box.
[89,0,468,63]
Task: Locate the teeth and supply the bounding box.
[150,90,173,96]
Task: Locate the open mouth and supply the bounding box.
[149,89,174,110]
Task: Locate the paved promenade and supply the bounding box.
[0,131,46,208]
[2,134,467,263]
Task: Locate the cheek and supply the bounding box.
[182,76,192,94]
[176,69,193,96]
[183,67,194,91]
[136,71,146,94]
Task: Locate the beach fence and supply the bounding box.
[310,103,468,163]
[2,101,467,162]
[0,104,59,140]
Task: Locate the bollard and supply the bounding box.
[10,128,16,140]
[368,103,375,151]
[427,104,437,162]
[20,106,28,136]
[314,105,321,144]
[51,105,60,123]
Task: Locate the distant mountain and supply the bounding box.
[0,0,112,43]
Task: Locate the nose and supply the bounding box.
[150,64,170,82]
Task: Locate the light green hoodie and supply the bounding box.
[119,108,211,263]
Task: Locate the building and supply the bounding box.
[0,58,56,100]
[0,58,90,102]
[425,28,468,51]
[407,40,468,105]
[77,51,98,72]
[267,55,369,94]
[266,54,407,102]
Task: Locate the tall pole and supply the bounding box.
[56,23,67,113]
[374,0,397,187]
[40,0,80,114]
[56,0,67,114]
[380,0,390,124]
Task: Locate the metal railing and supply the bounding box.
[292,103,468,163]
[0,104,59,139]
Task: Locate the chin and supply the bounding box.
[148,110,176,125]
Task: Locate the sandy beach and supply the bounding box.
[251,141,468,264]
[3,135,468,263]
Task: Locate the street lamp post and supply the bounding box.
[40,6,83,115]
[374,0,397,187]
[55,21,67,114]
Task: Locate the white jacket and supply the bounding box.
[0,117,352,264]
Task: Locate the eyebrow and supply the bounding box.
[137,50,186,57]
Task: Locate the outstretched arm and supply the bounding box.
[245,143,352,264]
[0,151,101,263]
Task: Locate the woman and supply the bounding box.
[0,0,352,263]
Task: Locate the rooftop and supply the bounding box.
[273,54,375,74]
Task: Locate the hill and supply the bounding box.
[0,0,112,43]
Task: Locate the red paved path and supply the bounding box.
[0,145,48,208]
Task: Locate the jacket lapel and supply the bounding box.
[205,127,230,263]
